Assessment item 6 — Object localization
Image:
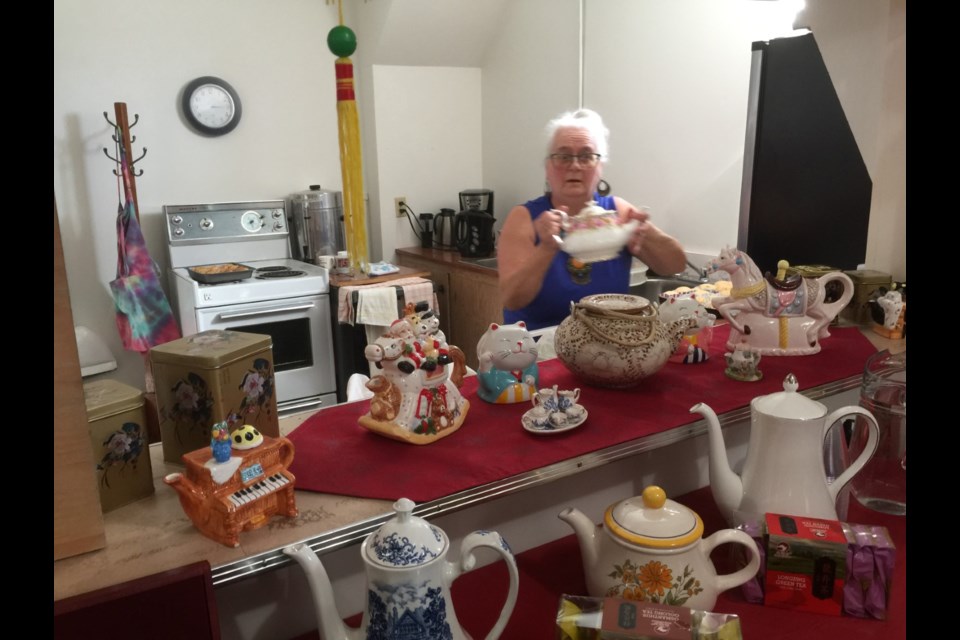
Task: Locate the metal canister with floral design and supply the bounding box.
[83,379,154,512]
[150,330,280,464]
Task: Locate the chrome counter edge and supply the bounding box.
[209,375,860,587]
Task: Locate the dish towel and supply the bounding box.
[401,281,438,313]
[337,277,437,325]
[356,287,399,327]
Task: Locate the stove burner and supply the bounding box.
[255,266,291,273]
[256,269,305,279]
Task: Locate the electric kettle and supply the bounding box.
[434,208,457,249]
[455,210,495,258]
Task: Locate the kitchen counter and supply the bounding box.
[394,246,498,277]
[53,326,902,603]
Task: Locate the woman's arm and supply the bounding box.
[614,197,687,276]
[498,205,564,310]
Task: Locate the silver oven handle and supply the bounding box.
[218,302,316,320]
[280,398,326,413]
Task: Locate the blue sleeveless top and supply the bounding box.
[502,194,632,331]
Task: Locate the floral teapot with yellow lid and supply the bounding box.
[283,497,519,640]
[559,486,761,611]
[556,201,639,263]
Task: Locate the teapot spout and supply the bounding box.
[558,507,600,571]
[282,543,354,640]
[690,402,743,524]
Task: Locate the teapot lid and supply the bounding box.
[603,486,704,549]
[753,374,825,419]
[366,498,448,568]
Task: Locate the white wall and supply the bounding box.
[371,65,483,263]
[481,0,581,228]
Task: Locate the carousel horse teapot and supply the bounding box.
[705,248,854,355]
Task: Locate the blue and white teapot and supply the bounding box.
[284,498,519,640]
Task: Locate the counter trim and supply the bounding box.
[210,374,859,586]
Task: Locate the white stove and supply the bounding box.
[164,201,337,414]
[171,259,330,309]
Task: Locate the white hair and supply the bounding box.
[544,108,610,162]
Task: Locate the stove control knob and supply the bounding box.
[200,218,214,231]
[272,209,283,218]
[171,215,183,225]
[173,227,185,236]
[273,221,284,231]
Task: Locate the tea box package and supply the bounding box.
[555,594,743,640]
[735,515,896,619]
[83,379,154,513]
[763,513,848,616]
[150,330,279,463]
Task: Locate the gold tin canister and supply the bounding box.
[150,330,280,464]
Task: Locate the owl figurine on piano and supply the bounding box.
[165,426,298,547]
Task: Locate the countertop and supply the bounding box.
[53,326,903,602]
[394,246,499,277]
[328,264,430,288]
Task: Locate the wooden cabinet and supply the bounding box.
[395,248,503,370]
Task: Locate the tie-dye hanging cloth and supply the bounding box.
[108,139,180,353]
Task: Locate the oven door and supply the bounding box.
[195,293,337,414]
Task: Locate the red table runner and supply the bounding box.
[289,325,878,502]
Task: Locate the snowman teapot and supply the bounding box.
[283,498,519,640]
[691,373,881,524]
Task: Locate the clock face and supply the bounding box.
[181,76,242,136]
[240,210,264,233]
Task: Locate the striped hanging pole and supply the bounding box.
[328,1,369,274]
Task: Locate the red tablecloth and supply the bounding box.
[289,326,878,501]
[297,486,906,640]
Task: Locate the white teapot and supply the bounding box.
[559,486,760,611]
[284,498,519,640]
[691,373,881,524]
[557,201,639,263]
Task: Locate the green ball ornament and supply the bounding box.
[327,25,357,57]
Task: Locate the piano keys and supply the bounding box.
[165,435,298,548]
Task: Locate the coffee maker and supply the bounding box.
[455,189,496,258]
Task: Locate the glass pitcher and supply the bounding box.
[846,349,906,515]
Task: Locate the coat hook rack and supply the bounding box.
[102,102,146,221]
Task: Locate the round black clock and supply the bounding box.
[181,76,242,136]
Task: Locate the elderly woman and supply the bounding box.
[498,108,686,330]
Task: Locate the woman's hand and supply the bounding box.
[533,206,568,251]
[615,199,687,275]
[623,205,652,256]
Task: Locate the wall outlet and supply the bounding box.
[394,196,406,218]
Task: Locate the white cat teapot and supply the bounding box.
[284,498,519,640]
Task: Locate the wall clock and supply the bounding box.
[181,76,242,136]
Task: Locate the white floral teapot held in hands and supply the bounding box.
[556,201,640,263]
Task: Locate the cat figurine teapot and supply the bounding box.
[476,321,539,404]
[284,498,519,640]
[691,373,881,524]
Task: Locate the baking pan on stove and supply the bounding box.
[187,263,254,284]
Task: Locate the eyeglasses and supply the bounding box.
[548,152,601,168]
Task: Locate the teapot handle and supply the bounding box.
[822,406,880,503]
[452,530,519,640]
[701,529,761,594]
